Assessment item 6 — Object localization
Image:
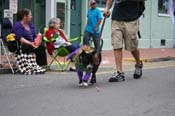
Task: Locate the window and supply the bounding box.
[71,0,76,10]
[158,0,169,14]
[56,2,65,29]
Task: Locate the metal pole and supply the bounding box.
[0,39,2,66]
[0,39,14,73]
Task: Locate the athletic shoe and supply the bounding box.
[133,62,143,79]
[108,71,125,82]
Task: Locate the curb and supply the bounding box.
[0,68,16,74]
[1,57,175,74]
[123,57,175,62]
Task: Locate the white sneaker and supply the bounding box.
[82,82,88,87]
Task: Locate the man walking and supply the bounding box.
[83,0,102,53]
[103,0,144,82]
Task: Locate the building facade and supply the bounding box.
[45,0,174,50]
[0,0,45,33]
[0,0,174,50]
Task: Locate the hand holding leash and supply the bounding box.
[103,9,110,17]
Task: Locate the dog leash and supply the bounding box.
[98,16,107,52]
[100,16,107,39]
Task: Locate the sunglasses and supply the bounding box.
[91,2,96,5]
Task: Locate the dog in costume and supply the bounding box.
[67,45,100,87]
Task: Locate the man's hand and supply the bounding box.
[103,0,113,17]
[103,8,110,17]
[94,27,98,32]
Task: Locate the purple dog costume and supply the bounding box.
[67,47,96,86]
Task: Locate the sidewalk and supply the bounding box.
[0,48,175,74]
[101,48,175,67]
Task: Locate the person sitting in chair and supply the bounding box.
[12,8,46,74]
[45,18,79,71]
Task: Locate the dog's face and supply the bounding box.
[75,45,100,71]
[79,50,99,67]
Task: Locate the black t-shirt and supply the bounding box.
[112,1,144,21]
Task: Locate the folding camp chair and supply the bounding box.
[69,35,83,46]
[43,34,69,71]
[43,28,83,71]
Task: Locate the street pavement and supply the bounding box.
[0,61,175,116]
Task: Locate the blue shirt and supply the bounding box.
[85,7,102,34]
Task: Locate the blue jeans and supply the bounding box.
[83,31,101,52]
[65,44,79,53]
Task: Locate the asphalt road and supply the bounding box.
[0,61,175,116]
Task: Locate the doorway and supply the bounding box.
[70,0,82,38]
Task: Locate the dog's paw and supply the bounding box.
[78,83,83,87]
[82,82,89,87]
[90,75,96,84]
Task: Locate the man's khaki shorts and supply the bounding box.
[111,20,139,51]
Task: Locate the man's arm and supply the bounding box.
[104,0,114,16]
[94,19,102,32]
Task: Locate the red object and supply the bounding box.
[45,28,68,55]
[34,33,42,46]
[57,29,68,42]
[95,86,100,92]
[45,28,55,55]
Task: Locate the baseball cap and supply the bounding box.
[90,0,96,4]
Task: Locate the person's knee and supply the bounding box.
[113,48,122,51]
[131,48,139,54]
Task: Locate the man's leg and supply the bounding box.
[109,20,125,82]
[131,49,141,64]
[124,20,143,79]
[108,49,125,82]
[83,31,91,46]
[114,48,123,73]
[131,49,143,79]
[92,33,101,52]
